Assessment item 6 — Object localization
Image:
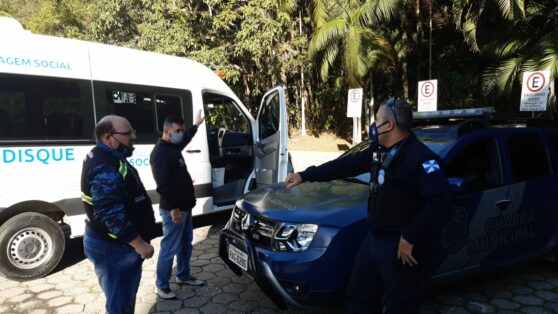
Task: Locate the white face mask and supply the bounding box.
[170,131,183,144]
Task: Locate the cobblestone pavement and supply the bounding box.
[3,151,558,313]
[2,221,558,314]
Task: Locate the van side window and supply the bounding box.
[0,74,92,141]
[109,90,154,136]
[446,139,501,192]
[259,92,280,139]
[155,95,182,132]
[506,135,551,182]
[202,94,250,133]
[93,81,192,143]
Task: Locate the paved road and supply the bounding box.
[2,221,558,314]
[3,150,558,313]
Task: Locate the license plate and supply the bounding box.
[228,244,248,271]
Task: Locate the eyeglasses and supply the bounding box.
[386,98,400,126]
[111,129,136,137]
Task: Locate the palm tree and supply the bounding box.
[452,0,525,53]
[308,0,400,88]
[480,0,558,116]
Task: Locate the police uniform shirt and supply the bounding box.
[299,133,451,245]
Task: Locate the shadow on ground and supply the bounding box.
[147,223,341,314]
[51,236,86,275]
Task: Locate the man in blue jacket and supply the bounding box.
[285,99,452,313]
[81,115,157,314]
[150,112,204,299]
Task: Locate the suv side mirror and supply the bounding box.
[447,177,471,194]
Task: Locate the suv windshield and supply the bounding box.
[339,135,450,183]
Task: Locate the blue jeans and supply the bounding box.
[156,209,194,289]
[83,228,143,314]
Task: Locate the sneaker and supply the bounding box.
[176,276,204,286]
[155,286,176,299]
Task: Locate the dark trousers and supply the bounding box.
[344,232,426,314]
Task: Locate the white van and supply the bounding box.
[0,17,290,281]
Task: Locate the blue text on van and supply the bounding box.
[0,56,73,70]
[2,148,75,165]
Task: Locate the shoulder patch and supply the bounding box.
[422,159,440,174]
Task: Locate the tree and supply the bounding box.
[309,0,381,88]
[452,0,525,53]
[480,0,557,116]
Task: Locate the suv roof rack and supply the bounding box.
[413,107,495,120]
[413,108,557,139]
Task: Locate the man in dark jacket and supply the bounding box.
[81,115,157,314]
[285,99,452,313]
[150,111,204,299]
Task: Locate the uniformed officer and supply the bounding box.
[285,99,452,313]
[81,115,157,314]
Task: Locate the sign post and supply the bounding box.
[347,88,363,144]
[520,70,550,115]
[418,80,438,112]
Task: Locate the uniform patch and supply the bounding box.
[422,160,440,174]
[377,169,385,185]
[134,195,146,203]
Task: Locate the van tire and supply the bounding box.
[0,212,65,281]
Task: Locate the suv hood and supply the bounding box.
[237,180,368,226]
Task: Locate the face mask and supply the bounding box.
[112,136,135,157]
[369,121,390,143]
[118,144,135,157]
[170,131,184,144]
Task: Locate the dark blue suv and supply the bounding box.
[219,109,558,309]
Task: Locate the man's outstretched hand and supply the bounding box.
[285,173,303,189]
[195,109,205,126]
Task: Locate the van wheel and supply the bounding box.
[0,212,65,281]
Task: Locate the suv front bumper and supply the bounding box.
[219,226,339,310]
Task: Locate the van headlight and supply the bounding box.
[272,223,318,252]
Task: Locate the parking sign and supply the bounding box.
[418,80,438,112]
[347,88,363,117]
[520,70,550,112]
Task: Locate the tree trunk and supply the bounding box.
[402,56,410,102]
[369,72,375,125]
[416,0,421,82]
[401,30,411,103]
[549,79,556,120]
[299,8,307,136]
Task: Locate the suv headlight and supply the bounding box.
[272,223,318,252]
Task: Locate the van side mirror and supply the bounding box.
[447,177,471,194]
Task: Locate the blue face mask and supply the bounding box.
[170,131,184,144]
[369,121,389,143]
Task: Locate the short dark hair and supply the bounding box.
[94,119,114,142]
[163,115,185,130]
[381,98,413,132]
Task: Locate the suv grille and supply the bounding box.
[230,206,276,248]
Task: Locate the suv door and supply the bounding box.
[501,132,556,257]
[255,86,288,187]
[434,135,510,275]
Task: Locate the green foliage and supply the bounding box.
[480,0,558,108]
[2,0,557,134]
